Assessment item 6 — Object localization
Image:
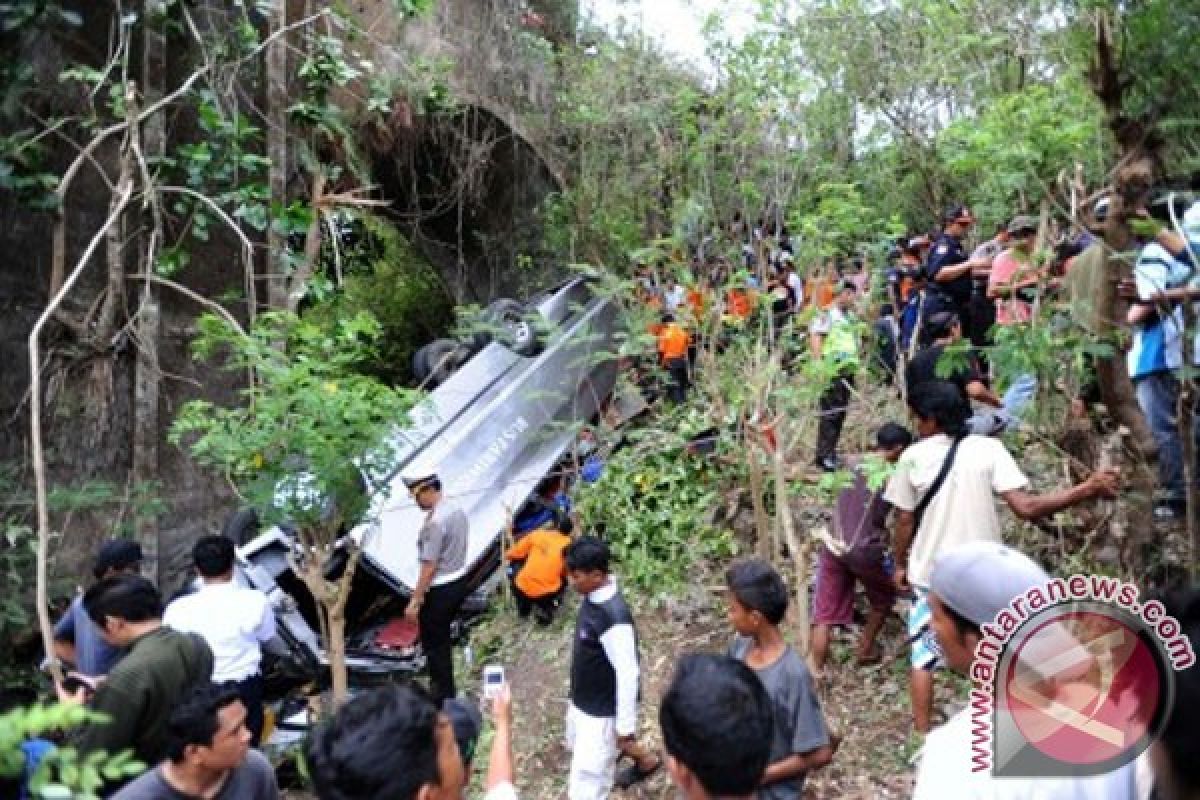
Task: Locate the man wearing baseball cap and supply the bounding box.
[913,541,1138,799]
[402,472,472,704]
[924,205,995,335]
[52,538,143,678]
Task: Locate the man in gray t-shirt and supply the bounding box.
[416,497,468,580]
[112,683,278,800]
[403,472,473,704]
[728,636,830,800]
[114,751,277,800]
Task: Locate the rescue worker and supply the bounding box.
[657,314,691,404]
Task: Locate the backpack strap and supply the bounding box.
[912,435,964,534]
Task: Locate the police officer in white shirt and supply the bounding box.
[164,535,275,744]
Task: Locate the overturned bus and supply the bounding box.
[228,277,620,710]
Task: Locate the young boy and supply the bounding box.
[725,559,834,800]
[564,537,660,799]
[504,515,572,626]
[810,423,912,678]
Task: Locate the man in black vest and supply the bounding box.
[564,537,660,799]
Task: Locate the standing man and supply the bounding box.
[564,536,660,798]
[884,381,1119,733]
[657,313,691,404]
[53,539,143,679]
[61,575,214,768]
[781,253,805,311]
[810,281,861,472]
[163,535,276,745]
[924,206,994,332]
[403,472,472,704]
[965,221,1009,360]
[1125,209,1200,521]
[987,215,1041,325]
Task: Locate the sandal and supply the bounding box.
[613,757,663,790]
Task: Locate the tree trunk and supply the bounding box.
[746,452,772,559]
[772,443,810,658]
[93,85,139,344]
[326,546,359,707]
[1083,11,1162,458]
[133,0,167,586]
[132,294,161,583]
[326,602,349,706]
[265,1,289,310]
[296,536,359,709]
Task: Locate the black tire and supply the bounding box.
[222,508,261,547]
[411,343,435,383]
[422,339,469,386]
[486,298,540,356]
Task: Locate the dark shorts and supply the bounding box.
[812,545,897,626]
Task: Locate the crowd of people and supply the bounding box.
[15,195,1200,800]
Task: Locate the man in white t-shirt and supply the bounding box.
[164,535,275,744]
[884,382,1118,733]
[914,542,1138,800]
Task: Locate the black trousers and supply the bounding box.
[226,673,264,746]
[418,574,474,704]
[967,290,995,378]
[816,374,854,463]
[665,357,689,404]
[512,579,565,623]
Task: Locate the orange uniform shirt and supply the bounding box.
[726,289,752,319]
[657,322,691,362]
[505,528,571,598]
[814,279,836,309]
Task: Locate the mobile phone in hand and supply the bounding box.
[483,665,505,700]
[61,673,96,694]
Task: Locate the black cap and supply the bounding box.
[943,205,976,225]
[442,698,482,765]
[93,539,143,579]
